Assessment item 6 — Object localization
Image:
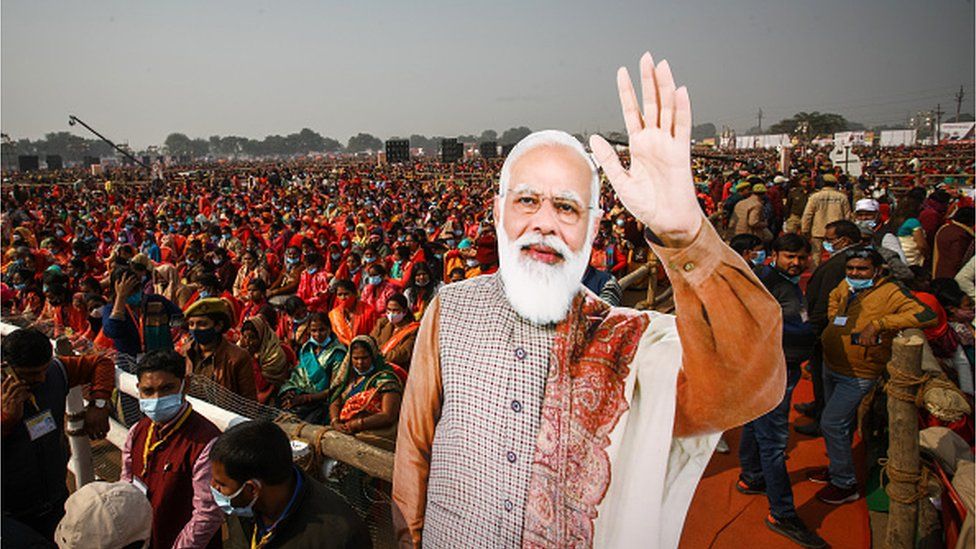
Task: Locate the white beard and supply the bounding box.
[496,227,592,325]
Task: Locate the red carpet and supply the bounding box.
[679,377,872,549]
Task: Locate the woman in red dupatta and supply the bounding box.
[369,293,419,373]
[327,279,378,347]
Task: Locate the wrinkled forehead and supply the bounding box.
[506,145,593,204]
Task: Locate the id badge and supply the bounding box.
[833,316,848,327]
[800,308,809,323]
[25,410,57,441]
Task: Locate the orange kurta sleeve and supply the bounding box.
[61,353,116,400]
[392,296,443,548]
[650,219,786,437]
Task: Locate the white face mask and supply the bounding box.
[386,311,406,324]
[496,216,592,325]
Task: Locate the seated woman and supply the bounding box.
[329,335,403,451]
[239,316,294,405]
[369,293,419,373]
[277,312,347,424]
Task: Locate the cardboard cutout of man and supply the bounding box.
[392,53,786,548]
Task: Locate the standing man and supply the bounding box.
[393,53,786,548]
[810,247,936,503]
[784,177,813,234]
[1,328,114,540]
[121,350,224,548]
[737,235,826,548]
[801,174,851,266]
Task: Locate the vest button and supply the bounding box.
[511,400,522,413]
[514,347,526,361]
[504,499,514,512]
[506,451,517,463]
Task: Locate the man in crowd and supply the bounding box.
[394,54,785,548]
[183,297,257,400]
[801,174,851,266]
[853,198,912,282]
[794,219,862,437]
[811,247,936,503]
[737,234,825,548]
[101,266,184,359]
[54,481,154,549]
[121,350,223,548]
[1,328,114,540]
[210,420,371,547]
[784,177,812,234]
[932,206,974,279]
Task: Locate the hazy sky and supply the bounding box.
[2,0,974,148]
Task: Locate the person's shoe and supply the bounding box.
[715,437,730,454]
[806,468,831,484]
[735,476,766,495]
[816,483,859,505]
[793,402,817,418]
[765,515,828,548]
[794,421,822,437]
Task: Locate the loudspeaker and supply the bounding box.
[385,139,410,163]
[17,155,39,172]
[441,138,463,163]
[479,141,498,159]
[45,155,63,170]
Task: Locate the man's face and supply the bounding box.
[845,258,877,280]
[495,145,594,260]
[335,286,354,302]
[824,227,851,251]
[854,210,878,223]
[309,319,331,343]
[210,460,258,508]
[5,360,50,387]
[137,370,184,400]
[247,285,264,303]
[773,249,810,277]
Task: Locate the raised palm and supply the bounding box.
[590,53,701,247]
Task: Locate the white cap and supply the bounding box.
[55,481,152,549]
[855,198,880,213]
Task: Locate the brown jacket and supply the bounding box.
[731,194,766,237]
[184,337,257,400]
[801,187,850,238]
[391,221,786,547]
[370,318,419,371]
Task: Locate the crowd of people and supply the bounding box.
[1,137,973,548]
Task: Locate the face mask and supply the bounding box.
[210,482,258,517]
[415,277,429,287]
[338,296,356,309]
[750,250,766,266]
[307,267,318,275]
[199,290,212,298]
[103,237,112,244]
[387,311,406,324]
[190,327,219,345]
[139,382,184,423]
[615,219,625,227]
[186,258,197,266]
[823,241,835,255]
[309,334,331,347]
[212,258,222,266]
[292,313,309,325]
[330,252,341,261]
[363,256,376,264]
[340,240,349,248]
[465,259,479,268]
[55,229,65,237]
[13,283,26,291]
[856,220,877,232]
[367,275,382,286]
[397,236,406,243]
[285,256,299,265]
[126,291,143,306]
[846,277,874,291]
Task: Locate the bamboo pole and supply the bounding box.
[277,421,395,482]
[884,329,925,549]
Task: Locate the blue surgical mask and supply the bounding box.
[139,382,185,423]
[13,283,26,291]
[199,290,211,298]
[210,481,258,517]
[126,291,143,306]
[750,250,766,266]
[367,275,382,285]
[856,220,877,232]
[823,241,835,255]
[330,252,341,261]
[285,256,299,266]
[846,277,874,291]
[340,240,349,248]
[307,267,318,275]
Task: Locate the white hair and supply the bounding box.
[497,130,601,211]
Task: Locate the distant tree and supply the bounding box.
[691,123,716,141]
[500,126,532,145]
[347,133,383,153]
[164,133,193,155]
[952,113,975,122]
[479,129,498,142]
[767,112,859,136]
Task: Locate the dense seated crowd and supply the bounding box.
[1,141,973,547]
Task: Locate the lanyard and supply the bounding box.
[125,304,146,353]
[251,468,303,549]
[141,403,193,476]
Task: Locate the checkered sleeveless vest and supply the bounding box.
[424,274,554,548]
